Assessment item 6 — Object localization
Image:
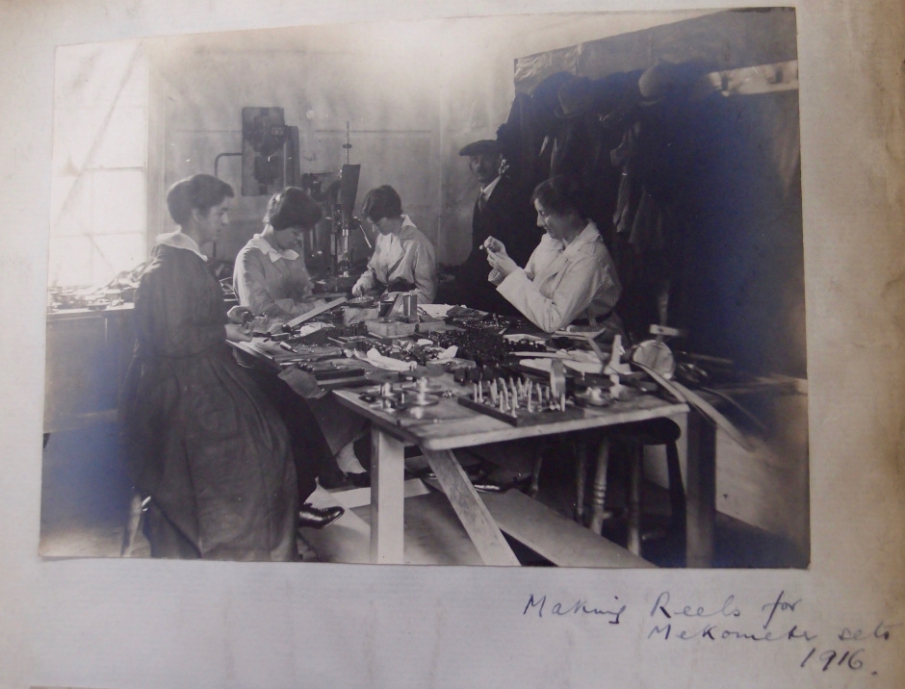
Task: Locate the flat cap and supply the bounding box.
[458,139,501,156]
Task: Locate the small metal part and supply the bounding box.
[586,387,608,406]
[549,360,566,399]
[396,391,440,409]
[632,339,676,379]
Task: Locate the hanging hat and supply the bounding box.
[458,140,501,157]
[555,76,596,118]
[638,62,691,104]
[531,72,573,113]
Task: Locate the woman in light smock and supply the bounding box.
[351,185,437,304]
[233,188,369,487]
[486,174,622,333]
[233,187,326,321]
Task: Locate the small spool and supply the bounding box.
[632,340,676,379]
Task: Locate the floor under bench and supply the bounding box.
[39,422,807,568]
[302,477,651,568]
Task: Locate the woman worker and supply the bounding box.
[469,175,623,493]
[233,186,327,321]
[486,174,622,333]
[233,187,369,485]
[121,174,304,561]
[351,185,437,304]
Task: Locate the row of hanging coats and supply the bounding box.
[496,59,804,375]
[498,64,698,340]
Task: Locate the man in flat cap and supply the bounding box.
[443,139,539,314]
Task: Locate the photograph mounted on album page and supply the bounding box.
[39,8,808,570]
[7,0,905,686]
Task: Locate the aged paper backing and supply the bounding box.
[1,0,903,687]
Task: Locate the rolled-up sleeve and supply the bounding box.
[412,238,437,304]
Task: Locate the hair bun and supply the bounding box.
[266,187,323,230]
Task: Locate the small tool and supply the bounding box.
[284,296,348,329]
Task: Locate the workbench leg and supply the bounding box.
[588,438,611,535]
[370,428,406,564]
[423,450,520,567]
[529,446,545,499]
[627,445,642,556]
[685,412,716,568]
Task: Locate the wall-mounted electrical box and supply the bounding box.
[241,107,300,196]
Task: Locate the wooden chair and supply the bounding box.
[530,419,684,557]
[588,418,685,555]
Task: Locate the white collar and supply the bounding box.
[248,234,300,262]
[481,175,502,200]
[381,215,416,241]
[560,221,600,256]
[543,221,600,254]
[156,231,207,261]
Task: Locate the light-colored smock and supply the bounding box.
[233,235,321,320]
[352,215,437,304]
[232,233,366,454]
[496,221,621,333]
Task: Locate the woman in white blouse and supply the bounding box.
[233,187,325,321]
[486,175,622,333]
[351,185,437,304]
[233,187,369,488]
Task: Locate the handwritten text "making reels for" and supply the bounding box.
[523,590,898,676]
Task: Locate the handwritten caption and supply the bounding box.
[522,590,899,677]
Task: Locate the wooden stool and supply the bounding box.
[587,418,684,556]
[529,434,606,524]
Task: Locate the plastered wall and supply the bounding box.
[148,13,713,265]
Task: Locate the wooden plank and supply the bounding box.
[423,450,521,566]
[481,490,655,569]
[370,428,406,564]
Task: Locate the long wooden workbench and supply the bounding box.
[231,327,724,568]
[330,378,717,567]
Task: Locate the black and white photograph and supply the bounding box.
[6,0,905,686]
[39,8,810,569]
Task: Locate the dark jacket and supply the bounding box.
[450,174,542,314]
